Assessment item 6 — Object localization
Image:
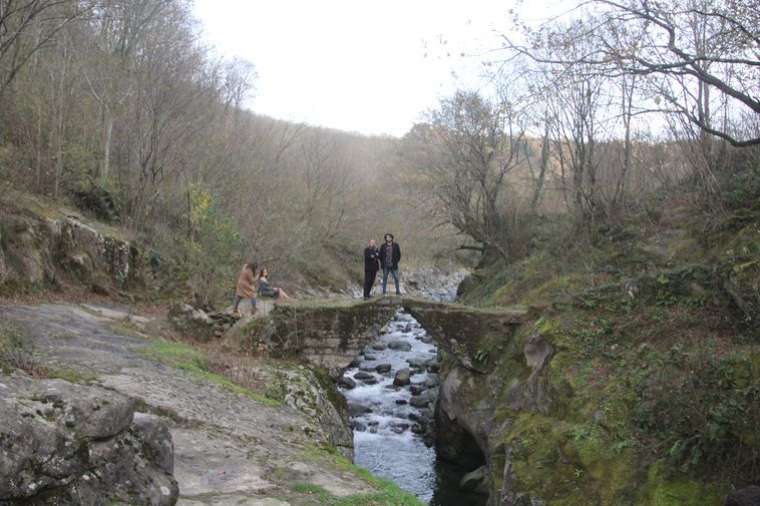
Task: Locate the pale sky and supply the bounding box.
[193,1,567,137]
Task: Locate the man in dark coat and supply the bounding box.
[378,233,401,296]
[363,239,380,299]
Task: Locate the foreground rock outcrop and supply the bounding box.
[0,374,178,505]
[1,302,399,505]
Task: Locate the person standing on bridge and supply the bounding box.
[363,239,380,300]
[378,233,401,296]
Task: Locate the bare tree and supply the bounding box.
[402,90,526,262]
[0,0,84,100]
[504,0,760,147]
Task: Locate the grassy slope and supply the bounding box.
[459,199,760,505]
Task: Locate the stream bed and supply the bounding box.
[339,309,487,505]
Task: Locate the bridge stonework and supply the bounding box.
[239,297,531,376]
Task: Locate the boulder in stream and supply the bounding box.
[409,396,431,408]
[407,357,431,368]
[393,368,411,386]
[348,402,372,417]
[376,363,392,374]
[338,376,356,389]
[388,340,413,352]
[410,384,427,396]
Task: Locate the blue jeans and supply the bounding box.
[234,296,256,312]
[382,267,400,295]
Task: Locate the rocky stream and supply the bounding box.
[338,269,488,506]
[339,308,487,505]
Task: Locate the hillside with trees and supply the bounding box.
[393,1,760,504]
[0,0,462,304]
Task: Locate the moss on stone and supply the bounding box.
[642,462,724,506]
[45,367,98,384]
[523,274,587,306]
[298,445,425,506]
[140,339,281,406]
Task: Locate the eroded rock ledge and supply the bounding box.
[0,374,178,505]
[0,193,146,295]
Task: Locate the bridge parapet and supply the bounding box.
[400,298,530,373]
[235,296,532,375]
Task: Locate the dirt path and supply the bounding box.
[0,303,374,506]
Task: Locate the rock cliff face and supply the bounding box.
[440,261,759,506]
[0,193,146,295]
[0,374,178,505]
[434,325,555,506]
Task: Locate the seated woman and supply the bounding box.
[257,267,291,301]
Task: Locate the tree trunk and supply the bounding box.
[101,110,113,185]
[530,120,550,211]
[54,42,68,199]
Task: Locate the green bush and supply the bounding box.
[723,164,760,211]
[181,185,245,306]
[0,321,32,373]
[632,345,760,483]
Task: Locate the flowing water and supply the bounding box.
[339,308,487,505]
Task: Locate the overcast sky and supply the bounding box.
[193,1,569,137]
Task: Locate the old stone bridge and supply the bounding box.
[240,296,531,375]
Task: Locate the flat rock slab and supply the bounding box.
[179,498,291,506]
[172,428,274,497]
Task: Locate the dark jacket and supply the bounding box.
[378,242,401,270]
[257,277,278,298]
[364,246,380,272]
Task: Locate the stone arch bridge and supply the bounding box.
[243,297,531,376]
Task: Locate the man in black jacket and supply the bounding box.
[378,233,401,296]
[363,239,380,299]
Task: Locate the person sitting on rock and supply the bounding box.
[257,267,291,301]
[233,262,257,317]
